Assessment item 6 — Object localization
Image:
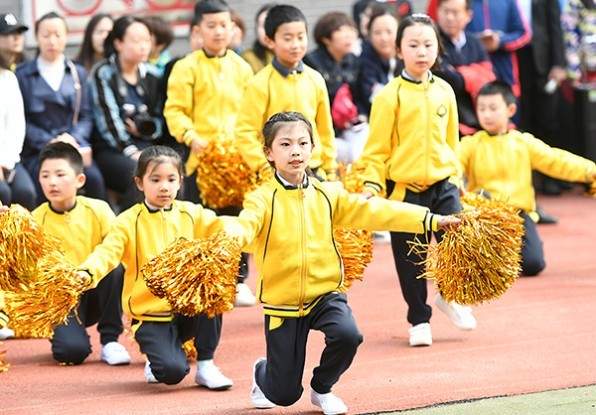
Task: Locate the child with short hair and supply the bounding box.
[164,0,255,306]
[231,111,460,415]
[459,81,596,276]
[32,142,130,365]
[358,14,477,348]
[77,146,233,388]
[235,4,338,181]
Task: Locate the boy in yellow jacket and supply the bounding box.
[235,5,338,180]
[32,143,130,366]
[164,0,255,306]
[230,112,460,415]
[459,81,596,276]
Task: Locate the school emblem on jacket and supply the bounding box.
[436,104,447,117]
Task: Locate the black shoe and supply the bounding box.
[536,206,558,224]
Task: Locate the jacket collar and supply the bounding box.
[143,200,174,213]
[272,57,304,77]
[275,171,309,190]
[401,69,434,85]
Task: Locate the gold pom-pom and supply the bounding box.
[3,253,89,338]
[196,140,271,209]
[335,229,373,291]
[335,164,374,291]
[0,205,57,291]
[421,193,524,305]
[182,338,197,362]
[142,233,240,318]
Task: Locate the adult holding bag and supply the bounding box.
[304,11,367,164]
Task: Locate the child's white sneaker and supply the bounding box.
[250,357,276,409]
[235,282,256,307]
[310,388,348,415]
[435,294,477,330]
[0,327,14,340]
[408,322,432,347]
[195,359,233,390]
[100,341,131,365]
[144,361,158,383]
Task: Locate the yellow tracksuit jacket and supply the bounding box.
[235,61,338,176]
[359,75,460,201]
[164,49,253,173]
[32,196,115,265]
[231,174,438,318]
[79,201,226,322]
[459,130,596,218]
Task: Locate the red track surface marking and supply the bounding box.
[2,193,595,414]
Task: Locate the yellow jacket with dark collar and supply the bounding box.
[32,196,114,265]
[164,49,253,173]
[232,174,438,317]
[459,130,596,219]
[235,60,337,176]
[79,201,225,322]
[359,74,460,201]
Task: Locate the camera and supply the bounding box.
[122,103,157,139]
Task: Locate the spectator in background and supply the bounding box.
[465,0,531,98]
[241,3,276,73]
[89,16,163,211]
[355,4,400,116]
[517,0,569,201]
[305,12,366,163]
[0,46,36,209]
[230,11,246,54]
[0,12,28,70]
[146,16,174,76]
[434,0,496,135]
[76,13,113,72]
[17,12,106,205]
[562,0,596,83]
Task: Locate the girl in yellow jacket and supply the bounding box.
[231,111,460,414]
[459,81,596,276]
[78,146,233,389]
[358,14,476,348]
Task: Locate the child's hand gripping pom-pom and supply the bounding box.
[3,253,92,338]
[196,139,272,209]
[418,193,524,305]
[335,163,374,291]
[141,232,241,318]
[0,205,58,291]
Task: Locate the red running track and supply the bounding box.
[1,193,595,414]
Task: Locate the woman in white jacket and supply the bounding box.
[0,52,36,209]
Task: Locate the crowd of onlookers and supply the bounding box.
[0,0,594,213]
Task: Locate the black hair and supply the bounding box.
[366,3,395,34]
[194,0,231,24]
[251,3,277,61]
[264,4,307,39]
[39,142,84,175]
[477,81,516,105]
[76,13,113,71]
[145,16,174,49]
[134,145,183,179]
[103,15,151,59]
[395,14,443,70]
[262,111,314,150]
[313,12,356,49]
[437,0,473,9]
[34,12,67,36]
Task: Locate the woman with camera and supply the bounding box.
[16,12,106,205]
[89,15,163,210]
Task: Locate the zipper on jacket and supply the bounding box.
[298,183,306,316]
[424,85,430,187]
